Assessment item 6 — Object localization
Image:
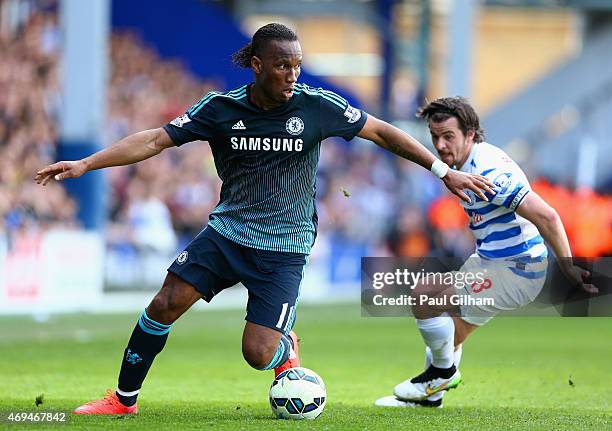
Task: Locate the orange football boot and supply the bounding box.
[73,389,138,415]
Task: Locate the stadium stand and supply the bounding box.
[1,4,610,291]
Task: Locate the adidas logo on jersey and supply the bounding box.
[232,120,246,130]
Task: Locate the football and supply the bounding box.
[269,367,326,420]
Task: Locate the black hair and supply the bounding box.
[232,23,298,68]
[417,96,485,143]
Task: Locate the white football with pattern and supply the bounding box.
[269,367,326,420]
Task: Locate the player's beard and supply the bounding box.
[441,138,470,169]
[455,138,473,169]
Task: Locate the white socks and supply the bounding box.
[453,345,462,367]
[425,345,462,369]
[416,316,455,369]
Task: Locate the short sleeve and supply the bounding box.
[162,92,218,146]
[318,89,368,141]
[482,168,530,211]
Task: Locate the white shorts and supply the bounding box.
[454,253,548,326]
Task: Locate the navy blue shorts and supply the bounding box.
[167,227,307,334]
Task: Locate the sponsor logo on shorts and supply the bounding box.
[177,251,188,265]
[471,278,492,293]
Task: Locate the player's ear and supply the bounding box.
[467,128,475,142]
[251,56,263,74]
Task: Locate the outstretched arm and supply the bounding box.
[357,115,494,203]
[516,191,597,293]
[35,128,175,185]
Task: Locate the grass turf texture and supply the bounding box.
[1,303,610,430]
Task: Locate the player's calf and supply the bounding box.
[242,339,280,369]
[242,322,296,372]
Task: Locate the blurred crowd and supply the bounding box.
[1,5,611,289]
[0,7,77,237]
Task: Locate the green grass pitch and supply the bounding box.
[1,303,610,430]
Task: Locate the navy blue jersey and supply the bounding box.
[163,83,368,254]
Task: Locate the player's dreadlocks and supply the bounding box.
[232,23,298,68]
[417,97,485,143]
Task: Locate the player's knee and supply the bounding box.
[412,280,428,295]
[148,276,198,324]
[411,281,431,318]
[412,304,429,320]
[242,340,276,369]
[147,294,173,323]
[148,291,185,324]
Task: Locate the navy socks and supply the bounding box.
[116,310,172,406]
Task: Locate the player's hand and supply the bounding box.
[560,262,598,294]
[34,160,88,186]
[441,170,495,203]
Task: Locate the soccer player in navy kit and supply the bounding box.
[35,23,494,414]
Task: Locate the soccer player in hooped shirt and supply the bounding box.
[35,24,493,414]
[375,97,597,408]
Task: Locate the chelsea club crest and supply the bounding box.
[286,117,304,135]
[177,251,188,265]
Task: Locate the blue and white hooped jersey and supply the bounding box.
[459,142,547,261]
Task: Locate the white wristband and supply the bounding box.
[430,159,449,178]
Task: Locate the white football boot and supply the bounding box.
[393,365,461,401]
